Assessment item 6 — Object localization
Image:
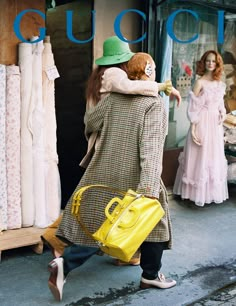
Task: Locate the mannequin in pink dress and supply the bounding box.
[173,50,228,206]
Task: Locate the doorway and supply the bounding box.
[46,0,93,208]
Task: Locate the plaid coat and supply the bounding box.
[57,93,173,248]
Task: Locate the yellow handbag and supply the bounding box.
[71,184,165,262]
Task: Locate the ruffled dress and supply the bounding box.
[173,80,228,206]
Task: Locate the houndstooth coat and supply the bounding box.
[57,93,173,249]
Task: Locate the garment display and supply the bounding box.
[0,37,61,230]
[173,80,228,206]
[42,37,61,225]
[0,64,7,231]
[30,37,47,228]
[18,43,34,227]
[6,65,21,229]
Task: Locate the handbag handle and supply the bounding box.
[104,197,140,229]
[105,197,124,222]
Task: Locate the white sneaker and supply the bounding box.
[48,257,65,301]
[140,272,176,289]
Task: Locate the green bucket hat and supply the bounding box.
[95,36,135,66]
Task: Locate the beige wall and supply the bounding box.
[94,0,145,63]
[0,0,45,65]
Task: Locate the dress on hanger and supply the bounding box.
[173,79,228,206]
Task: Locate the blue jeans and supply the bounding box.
[140,241,168,280]
[63,244,99,276]
[62,241,167,279]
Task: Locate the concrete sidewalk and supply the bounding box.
[189,282,236,305]
[0,185,236,306]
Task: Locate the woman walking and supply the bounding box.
[47,40,177,301]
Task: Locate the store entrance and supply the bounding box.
[46,0,92,208]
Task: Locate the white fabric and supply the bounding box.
[19,38,61,228]
[18,43,34,227]
[30,37,48,228]
[42,41,61,224]
[0,65,7,231]
[6,65,21,229]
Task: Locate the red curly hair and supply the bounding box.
[127,52,154,80]
[196,50,223,81]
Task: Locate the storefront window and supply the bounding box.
[151,2,236,149]
[223,17,236,114]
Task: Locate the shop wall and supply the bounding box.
[94,0,145,61]
[0,0,45,65]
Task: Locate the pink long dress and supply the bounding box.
[173,79,228,206]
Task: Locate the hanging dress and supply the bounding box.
[0,65,7,231]
[42,38,61,225]
[6,65,21,229]
[173,79,228,206]
[30,37,47,228]
[19,43,34,227]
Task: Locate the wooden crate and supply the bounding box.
[0,227,45,262]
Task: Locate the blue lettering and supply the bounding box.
[114,9,146,43]
[13,9,45,43]
[166,9,199,44]
[66,10,96,43]
[12,9,225,45]
[217,10,224,44]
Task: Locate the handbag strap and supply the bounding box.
[71,184,127,214]
[71,184,137,239]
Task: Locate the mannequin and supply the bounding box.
[173,50,228,206]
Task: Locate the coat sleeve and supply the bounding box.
[84,96,110,135]
[187,91,206,124]
[101,67,159,97]
[136,98,167,198]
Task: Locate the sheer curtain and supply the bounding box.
[223,19,236,61]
